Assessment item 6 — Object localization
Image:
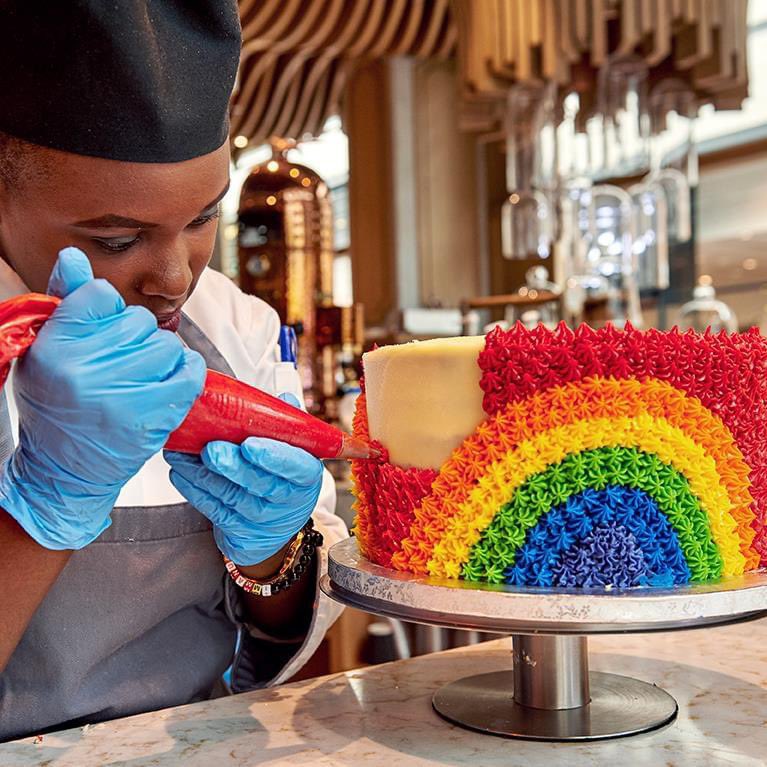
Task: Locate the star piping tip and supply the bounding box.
[339,434,382,460]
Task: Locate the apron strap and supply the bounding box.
[0,390,14,463]
[177,313,237,377]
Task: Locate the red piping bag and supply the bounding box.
[0,293,378,461]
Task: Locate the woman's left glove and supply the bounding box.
[165,433,323,567]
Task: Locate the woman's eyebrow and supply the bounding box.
[72,181,231,229]
[201,180,230,212]
[72,213,158,229]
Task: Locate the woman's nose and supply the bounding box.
[139,248,193,302]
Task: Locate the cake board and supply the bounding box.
[321,537,767,742]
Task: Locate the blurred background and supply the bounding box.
[216,0,766,675]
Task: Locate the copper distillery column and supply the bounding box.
[512,635,590,710]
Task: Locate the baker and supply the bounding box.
[0,1,346,741]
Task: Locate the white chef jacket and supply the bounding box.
[0,258,346,687]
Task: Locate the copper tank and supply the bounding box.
[237,142,335,415]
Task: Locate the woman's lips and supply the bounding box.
[157,311,181,333]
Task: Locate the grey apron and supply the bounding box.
[0,315,240,742]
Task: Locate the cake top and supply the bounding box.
[363,335,486,361]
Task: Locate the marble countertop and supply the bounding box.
[3,619,767,767]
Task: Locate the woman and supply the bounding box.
[0,1,345,741]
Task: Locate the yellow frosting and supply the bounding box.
[363,336,486,469]
[426,414,745,578]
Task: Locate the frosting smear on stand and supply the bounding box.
[351,322,767,588]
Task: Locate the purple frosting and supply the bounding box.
[551,524,648,588]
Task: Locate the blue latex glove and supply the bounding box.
[166,395,323,566]
[0,248,206,549]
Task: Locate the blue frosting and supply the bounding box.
[504,486,691,588]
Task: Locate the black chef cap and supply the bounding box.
[0,1,241,162]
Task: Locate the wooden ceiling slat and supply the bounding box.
[390,0,425,56]
[258,0,328,54]
[231,54,273,136]
[289,59,334,138]
[367,0,409,57]
[232,0,749,148]
[240,0,302,55]
[247,54,309,140]
[415,0,450,59]
[346,0,389,57]
[271,70,305,138]
[415,0,450,58]
[322,61,353,131]
[232,56,279,138]
[239,0,284,41]
[559,1,581,63]
[298,0,346,54]
[435,10,458,60]
[327,0,371,54]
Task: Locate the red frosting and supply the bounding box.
[351,381,438,567]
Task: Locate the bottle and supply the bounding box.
[675,281,737,333]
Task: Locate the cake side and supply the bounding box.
[362,336,485,469]
[351,323,767,589]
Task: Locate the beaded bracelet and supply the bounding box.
[223,519,324,597]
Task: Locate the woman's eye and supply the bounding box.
[92,234,141,253]
[188,205,221,228]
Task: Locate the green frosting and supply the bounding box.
[462,446,723,584]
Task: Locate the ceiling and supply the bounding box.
[231,0,455,150]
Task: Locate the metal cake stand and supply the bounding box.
[321,537,767,742]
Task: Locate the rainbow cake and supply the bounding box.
[351,323,767,589]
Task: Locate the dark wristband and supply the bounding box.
[224,519,323,597]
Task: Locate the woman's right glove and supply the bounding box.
[166,426,323,567]
[0,248,206,549]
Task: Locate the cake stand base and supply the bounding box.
[322,538,767,743]
[432,635,677,741]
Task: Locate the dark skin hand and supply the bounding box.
[0,142,314,671]
[239,545,317,638]
[0,513,70,668]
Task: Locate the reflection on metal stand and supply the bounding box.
[361,619,412,664]
[366,621,484,663]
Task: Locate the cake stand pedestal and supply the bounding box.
[321,538,767,742]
